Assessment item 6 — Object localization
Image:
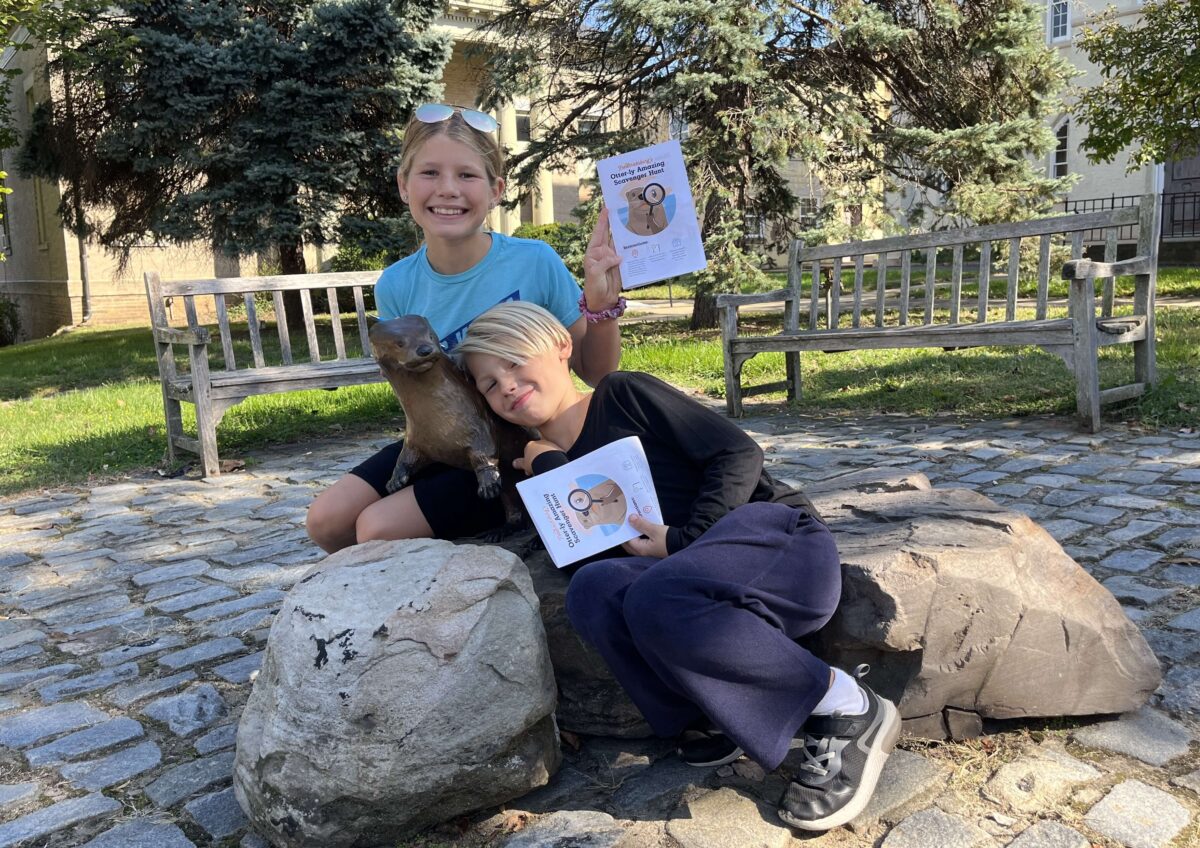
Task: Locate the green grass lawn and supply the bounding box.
[1,304,1197,495]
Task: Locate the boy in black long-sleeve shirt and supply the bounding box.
[456,302,900,833]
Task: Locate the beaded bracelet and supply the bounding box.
[578,291,627,323]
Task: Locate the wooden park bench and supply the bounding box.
[717,195,1160,431]
[144,270,386,477]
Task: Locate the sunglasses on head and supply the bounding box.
[413,103,499,134]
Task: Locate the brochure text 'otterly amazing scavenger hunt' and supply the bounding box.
[596,140,708,289]
[515,436,664,568]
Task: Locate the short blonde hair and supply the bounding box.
[456,301,571,365]
[397,111,506,185]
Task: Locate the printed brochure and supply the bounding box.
[596,139,709,289]
[515,436,663,568]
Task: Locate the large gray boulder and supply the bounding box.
[529,468,1160,740]
[233,539,560,848]
[801,469,1161,736]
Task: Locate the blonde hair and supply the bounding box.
[397,111,506,185]
[456,301,571,365]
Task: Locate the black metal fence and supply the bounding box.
[1061,192,1200,243]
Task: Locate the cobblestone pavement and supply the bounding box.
[0,412,1197,848]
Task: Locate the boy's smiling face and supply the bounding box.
[465,344,573,428]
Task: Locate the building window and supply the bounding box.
[798,197,820,229]
[25,91,49,248]
[0,178,11,256]
[668,108,690,142]
[579,116,601,136]
[520,193,533,224]
[744,213,766,243]
[516,111,531,142]
[1054,122,1069,178]
[1049,0,1070,41]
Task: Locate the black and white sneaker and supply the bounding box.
[777,669,900,832]
[677,727,744,768]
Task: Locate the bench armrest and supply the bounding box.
[715,288,794,309]
[153,326,210,345]
[1062,256,1153,280]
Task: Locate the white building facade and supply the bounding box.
[1043,0,1199,261]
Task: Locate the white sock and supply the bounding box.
[810,667,869,716]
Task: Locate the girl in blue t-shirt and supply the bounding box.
[307,104,625,553]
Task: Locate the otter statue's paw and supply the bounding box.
[386,466,411,494]
[475,466,502,500]
[480,519,526,544]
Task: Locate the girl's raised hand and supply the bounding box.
[622,513,669,559]
[582,207,623,311]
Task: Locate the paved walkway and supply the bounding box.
[0,412,1197,847]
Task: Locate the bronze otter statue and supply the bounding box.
[368,315,531,532]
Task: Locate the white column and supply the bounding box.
[496,103,518,234]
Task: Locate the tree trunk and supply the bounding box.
[278,240,308,333]
[689,291,719,330]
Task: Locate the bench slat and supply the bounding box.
[202,360,383,400]
[214,294,237,371]
[717,288,792,307]
[923,248,936,325]
[158,270,381,297]
[1099,382,1146,405]
[183,294,200,332]
[300,290,320,363]
[1036,235,1051,320]
[327,287,347,360]
[272,291,293,366]
[950,244,963,323]
[353,286,371,355]
[726,314,1145,354]
[800,206,1140,261]
[829,257,842,330]
[874,253,887,328]
[1102,229,1118,318]
[808,260,820,330]
[976,240,991,323]
[1006,236,1020,321]
[899,250,911,326]
[1069,232,1084,317]
[727,319,1074,353]
[852,255,864,328]
[243,294,266,368]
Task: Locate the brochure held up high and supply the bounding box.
[515,436,663,568]
[596,139,708,289]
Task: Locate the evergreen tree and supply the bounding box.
[21,0,450,275]
[482,0,1072,327]
[1076,0,1200,168]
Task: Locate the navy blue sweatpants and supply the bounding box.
[565,502,841,771]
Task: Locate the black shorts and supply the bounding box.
[350,440,506,539]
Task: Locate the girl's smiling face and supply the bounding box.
[397,134,503,244]
[466,344,574,428]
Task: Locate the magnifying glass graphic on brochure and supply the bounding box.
[640,182,665,230]
[567,483,622,517]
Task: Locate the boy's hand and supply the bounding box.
[582,207,623,311]
[622,513,669,559]
[512,439,561,476]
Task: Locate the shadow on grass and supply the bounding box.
[0,383,401,496]
[0,326,159,401]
